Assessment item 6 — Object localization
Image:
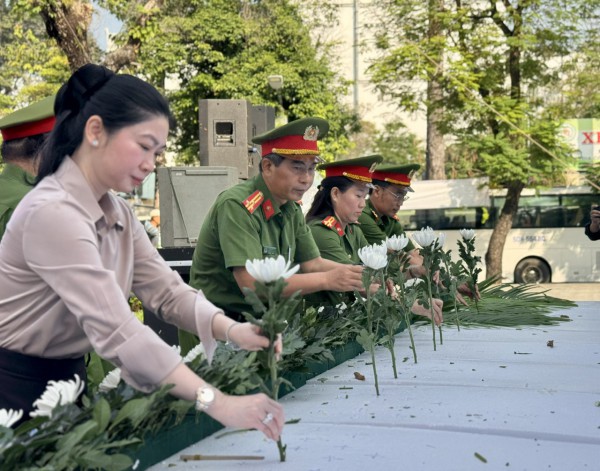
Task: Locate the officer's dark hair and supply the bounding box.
[306,176,355,223]
[259,153,284,173]
[37,64,175,183]
[1,133,48,163]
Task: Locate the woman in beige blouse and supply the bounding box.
[0,64,283,439]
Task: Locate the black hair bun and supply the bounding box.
[55,64,115,116]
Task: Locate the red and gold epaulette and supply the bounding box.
[242,190,264,214]
[322,216,344,236]
[262,199,275,221]
[393,214,400,221]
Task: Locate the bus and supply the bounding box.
[397,178,600,283]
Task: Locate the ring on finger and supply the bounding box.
[261,412,274,425]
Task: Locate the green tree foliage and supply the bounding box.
[127,0,356,163]
[0,2,69,115]
[367,0,598,278]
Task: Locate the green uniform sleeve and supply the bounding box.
[292,207,320,263]
[216,199,265,268]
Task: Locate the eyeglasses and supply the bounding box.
[281,156,317,176]
[383,187,410,202]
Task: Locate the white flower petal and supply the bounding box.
[386,235,409,252]
[404,278,424,288]
[30,374,85,418]
[459,228,476,241]
[245,255,299,283]
[245,258,262,281]
[435,232,446,249]
[98,368,122,393]
[183,343,206,363]
[358,244,388,270]
[412,227,436,247]
[0,408,23,428]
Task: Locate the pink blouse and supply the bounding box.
[0,157,220,392]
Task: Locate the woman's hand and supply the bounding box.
[227,322,283,359]
[411,298,444,325]
[208,391,285,441]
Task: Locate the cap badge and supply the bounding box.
[369,162,378,173]
[303,125,319,141]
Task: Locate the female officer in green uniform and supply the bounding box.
[305,155,382,307]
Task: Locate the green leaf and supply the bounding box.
[93,397,111,434]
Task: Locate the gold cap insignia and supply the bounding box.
[303,125,319,141]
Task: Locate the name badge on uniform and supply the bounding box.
[262,246,278,257]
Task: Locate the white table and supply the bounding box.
[149,302,600,471]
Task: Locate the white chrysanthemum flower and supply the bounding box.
[0,408,23,428]
[317,306,325,313]
[459,228,476,241]
[412,226,436,248]
[245,255,300,284]
[358,243,388,270]
[336,302,347,312]
[386,234,409,252]
[435,232,446,250]
[404,277,424,288]
[183,343,206,363]
[98,368,121,393]
[30,374,85,418]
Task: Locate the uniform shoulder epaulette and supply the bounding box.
[371,209,379,221]
[242,190,264,214]
[392,214,400,221]
[321,216,344,236]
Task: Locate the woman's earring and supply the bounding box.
[91,139,99,147]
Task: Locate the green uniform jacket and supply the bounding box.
[189,174,320,316]
[0,164,35,241]
[306,215,367,307]
[358,198,414,250]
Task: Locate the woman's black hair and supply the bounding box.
[37,63,175,183]
[305,176,356,223]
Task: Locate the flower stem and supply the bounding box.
[405,313,418,363]
[426,280,437,351]
[366,282,380,396]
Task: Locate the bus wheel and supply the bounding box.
[514,258,551,284]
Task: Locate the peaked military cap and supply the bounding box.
[0,95,56,142]
[371,163,421,192]
[318,154,383,184]
[252,117,329,158]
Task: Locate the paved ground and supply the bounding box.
[149,302,599,471]
[531,283,599,301]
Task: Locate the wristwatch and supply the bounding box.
[195,386,215,411]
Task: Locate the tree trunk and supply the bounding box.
[426,0,446,180]
[38,1,93,71]
[485,181,524,280]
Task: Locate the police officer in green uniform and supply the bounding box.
[0,96,55,241]
[305,155,382,306]
[359,163,478,302]
[306,155,443,323]
[358,163,426,278]
[190,117,365,321]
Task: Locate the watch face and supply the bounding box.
[200,387,215,403]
